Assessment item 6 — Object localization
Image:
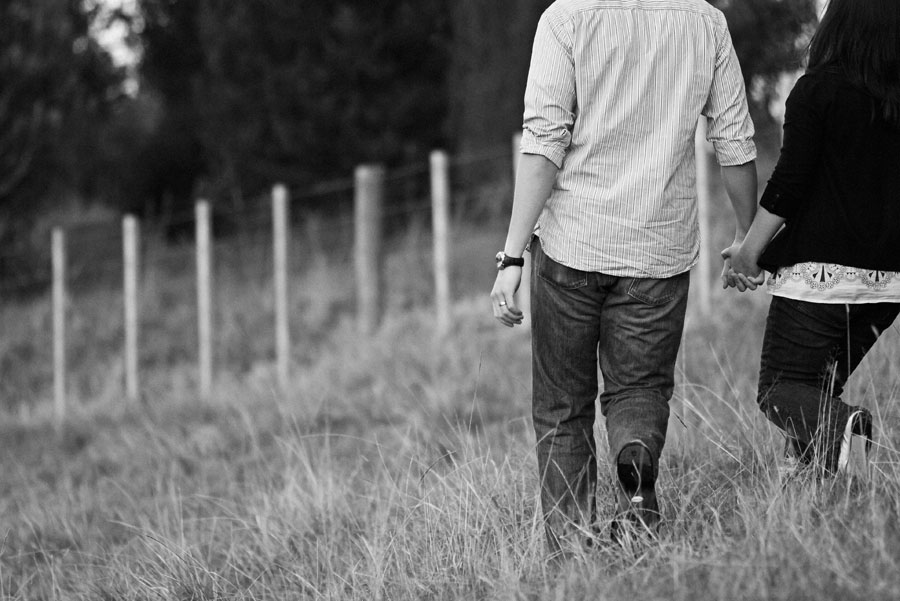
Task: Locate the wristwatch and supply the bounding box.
[495,251,525,270]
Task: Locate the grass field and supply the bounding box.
[2,209,900,600]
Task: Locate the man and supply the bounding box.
[490,0,758,553]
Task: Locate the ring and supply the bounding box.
[499,301,507,306]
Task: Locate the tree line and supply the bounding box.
[0,0,816,257]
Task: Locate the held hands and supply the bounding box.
[491,267,524,327]
[721,241,765,292]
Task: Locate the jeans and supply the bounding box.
[530,237,689,549]
[758,296,900,468]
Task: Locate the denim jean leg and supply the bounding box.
[598,273,690,467]
[759,297,900,464]
[531,240,605,550]
[759,298,852,398]
[757,297,848,449]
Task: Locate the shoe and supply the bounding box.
[836,408,873,477]
[610,441,660,543]
[778,436,814,483]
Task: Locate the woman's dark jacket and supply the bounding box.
[758,69,900,272]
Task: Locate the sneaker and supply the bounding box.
[610,441,660,543]
[778,447,803,483]
[836,408,873,477]
[778,436,814,483]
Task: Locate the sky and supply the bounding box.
[89,0,140,68]
[88,0,141,95]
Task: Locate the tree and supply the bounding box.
[0,0,122,235]
[710,0,818,116]
[448,0,552,158]
[130,0,206,227]
[133,0,451,216]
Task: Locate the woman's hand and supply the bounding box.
[730,246,763,283]
[721,206,785,292]
[721,242,765,291]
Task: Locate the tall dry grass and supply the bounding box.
[1,218,899,600]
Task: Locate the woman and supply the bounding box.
[727,0,900,475]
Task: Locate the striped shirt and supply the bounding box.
[522,0,756,277]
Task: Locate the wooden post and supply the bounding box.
[512,132,532,325]
[196,200,213,399]
[695,119,713,316]
[272,184,290,390]
[52,228,66,425]
[123,215,140,402]
[354,164,385,335]
[430,150,451,336]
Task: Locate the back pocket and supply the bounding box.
[537,252,588,290]
[626,273,689,305]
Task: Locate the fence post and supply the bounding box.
[354,164,385,335]
[430,150,451,336]
[512,132,532,325]
[52,228,66,426]
[272,184,290,390]
[123,215,140,402]
[196,200,213,399]
[695,119,713,316]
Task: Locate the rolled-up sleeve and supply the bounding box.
[520,13,576,168]
[703,13,756,166]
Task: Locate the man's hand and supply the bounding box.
[721,205,785,292]
[491,267,524,327]
[730,246,763,282]
[721,242,764,292]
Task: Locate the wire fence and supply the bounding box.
[0,144,518,419]
[0,145,513,297]
[0,132,735,421]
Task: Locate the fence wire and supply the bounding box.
[0,145,513,297]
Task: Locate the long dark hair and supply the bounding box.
[808,0,900,125]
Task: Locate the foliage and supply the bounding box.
[710,0,819,112]
[134,0,451,218]
[0,0,123,247]
[448,0,553,156]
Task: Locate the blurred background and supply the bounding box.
[0,0,821,411]
[0,0,818,288]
